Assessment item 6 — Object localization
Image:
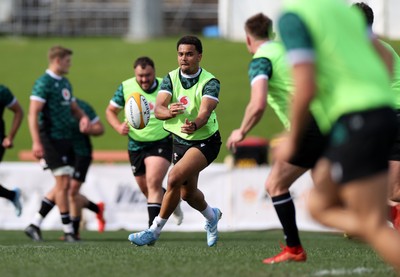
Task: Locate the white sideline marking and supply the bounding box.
[313,267,374,276]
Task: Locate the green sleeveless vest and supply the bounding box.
[163,68,219,140]
[254,41,293,130]
[122,77,169,142]
[380,40,400,109]
[284,0,395,132]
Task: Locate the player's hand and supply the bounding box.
[32,141,44,159]
[2,137,13,149]
[226,129,245,153]
[169,103,185,118]
[119,121,130,135]
[181,118,196,134]
[79,115,91,133]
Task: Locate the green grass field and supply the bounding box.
[0,230,396,277]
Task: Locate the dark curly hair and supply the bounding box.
[353,2,374,27]
[177,36,203,54]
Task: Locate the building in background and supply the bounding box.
[219,0,400,41]
[0,0,399,40]
[0,0,218,39]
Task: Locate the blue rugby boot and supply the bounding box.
[205,208,222,247]
[128,229,158,246]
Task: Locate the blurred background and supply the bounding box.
[0,0,398,40]
[0,0,399,164]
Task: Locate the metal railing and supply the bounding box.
[0,0,218,36]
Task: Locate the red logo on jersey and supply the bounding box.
[62,88,71,100]
[179,96,189,108]
[148,101,155,112]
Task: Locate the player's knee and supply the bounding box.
[167,171,183,189]
[146,176,163,189]
[389,184,400,201]
[146,184,163,196]
[360,213,386,236]
[180,188,192,202]
[181,187,199,203]
[68,184,80,197]
[265,180,288,197]
[181,191,189,202]
[308,201,320,221]
[307,190,324,221]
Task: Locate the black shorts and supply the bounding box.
[324,107,397,184]
[173,131,221,165]
[72,155,92,182]
[289,117,327,169]
[40,134,74,170]
[128,139,172,176]
[389,110,400,161]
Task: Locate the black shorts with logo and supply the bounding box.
[173,131,221,165]
[324,107,397,184]
[72,155,92,182]
[40,133,74,170]
[128,138,173,177]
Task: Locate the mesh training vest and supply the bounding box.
[122,77,169,142]
[163,68,219,140]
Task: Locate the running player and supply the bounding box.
[0,85,23,217]
[26,98,106,241]
[276,0,400,272]
[128,36,222,247]
[106,56,183,232]
[226,13,325,263]
[25,45,90,242]
[353,1,400,231]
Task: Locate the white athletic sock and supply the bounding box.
[150,216,167,237]
[201,205,215,222]
[32,213,44,228]
[63,222,74,234]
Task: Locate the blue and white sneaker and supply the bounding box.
[12,188,22,217]
[128,229,158,246]
[205,208,222,247]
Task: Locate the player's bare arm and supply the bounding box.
[28,100,45,159]
[226,79,267,151]
[155,92,185,120]
[87,120,104,136]
[105,104,129,135]
[3,100,24,148]
[373,38,394,77]
[71,101,90,133]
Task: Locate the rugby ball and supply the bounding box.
[125,92,150,129]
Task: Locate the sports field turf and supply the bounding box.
[0,230,395,277]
